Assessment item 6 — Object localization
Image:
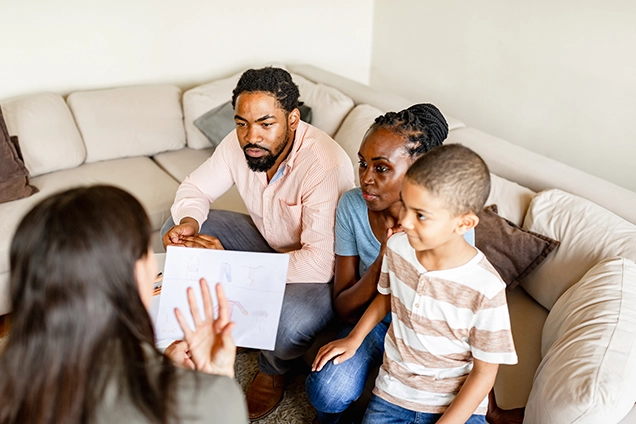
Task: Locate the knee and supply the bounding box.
[306,368,361,413]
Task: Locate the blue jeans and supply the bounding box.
[306,315,391,424]
[161,210,334,375]
[362,395,486,424]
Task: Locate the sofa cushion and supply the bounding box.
[67,85,185,163]
[0,108,38,203]
[152,148,248,216]
[485,174,536,226]
[525,257,636,424]
[476,205,559,289]
[492,286,548,410]
[183,72,244,150]
[290,73,354,137]
[0,157,179,279]
[1,93,86,176]
[333,104,384,185]
[521,189,636,310]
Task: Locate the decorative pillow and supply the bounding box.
[475,204,559,289]
[193,101,313,148]
[525,257,636,424]
[0,108,38,203]
[521,189,636,310]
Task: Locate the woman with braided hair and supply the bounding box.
[306,103,474,423]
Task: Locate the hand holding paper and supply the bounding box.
[174,278,236,378]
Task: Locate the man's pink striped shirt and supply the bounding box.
[171,121,355,283]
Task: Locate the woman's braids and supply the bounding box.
[370,103,449,157]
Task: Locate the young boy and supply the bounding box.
[313,144,517,424]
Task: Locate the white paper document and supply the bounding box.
[154,246,289,350]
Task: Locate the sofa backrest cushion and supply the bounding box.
[183,72,243,150]
[521,189,636,310]
[291,73,354,138]
[67,85,185,163]
[1,93,85,176]
[525,257,636,424]
[333,104,384,185]
[485,173,536,226]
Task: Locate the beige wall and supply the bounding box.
[0,0,374,99]
[370,0,636,193]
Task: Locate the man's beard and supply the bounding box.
[243,127,291,173]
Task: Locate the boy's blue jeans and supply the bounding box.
[362,395,486,424]
[305,315,391,424]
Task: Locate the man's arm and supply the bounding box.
[164,137,237,248]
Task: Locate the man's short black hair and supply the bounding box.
[231,67,301,114]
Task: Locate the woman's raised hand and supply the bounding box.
[174,279,236,378]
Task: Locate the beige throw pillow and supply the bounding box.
[521,189,636,310]
[525,257,636,424]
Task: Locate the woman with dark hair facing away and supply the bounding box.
[0,185,248,424]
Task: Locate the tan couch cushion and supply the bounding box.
[67,85,185,162]
[1,93,85,176]
[183,72,243,150]
[493,286,548,410]
[485,174,535,226]
[521,189,636,310]
[291,73,354,137]
[333,104,384,185]
[525,257,636,424]
[0,157,179,275]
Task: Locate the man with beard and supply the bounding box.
[162,67,355,420]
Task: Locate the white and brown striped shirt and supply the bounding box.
[374,232,517,414]
[171,121,354,283]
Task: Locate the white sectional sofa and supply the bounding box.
[1,64,636,423]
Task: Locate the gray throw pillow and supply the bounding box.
[194,101,312,148]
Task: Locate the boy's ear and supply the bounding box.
[456,212,479,234]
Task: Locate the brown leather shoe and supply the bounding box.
[246,371,286,420]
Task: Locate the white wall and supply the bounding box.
[0,0,374,99]
[370,0,636,193]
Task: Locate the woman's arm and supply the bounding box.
[333,228,397,323]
